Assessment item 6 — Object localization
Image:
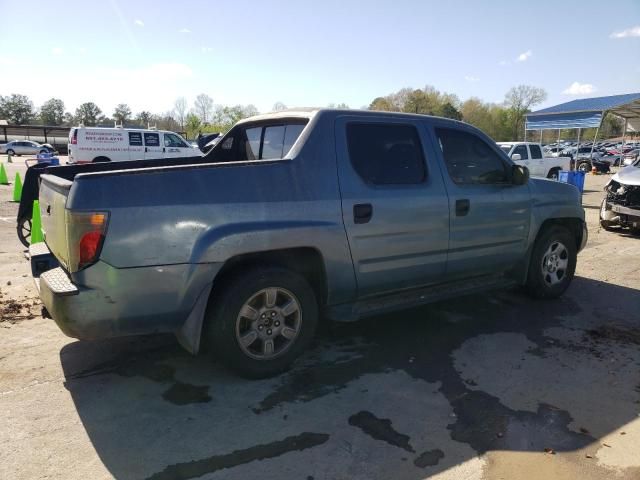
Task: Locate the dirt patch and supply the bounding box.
[586,325,640,346]
[0,297,40,323]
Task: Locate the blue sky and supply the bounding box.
[0,0,638,115]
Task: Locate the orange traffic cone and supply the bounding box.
[591,165,597,175]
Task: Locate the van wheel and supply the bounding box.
[93,156,110,162]
[547,168,560,180]
[204,266,318,378]
[17,218,31,247]
[525,226,576,299]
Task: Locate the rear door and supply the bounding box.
[529,144,544,176]
[162,132,194,158]
[128,131,145,160]
[432,124,531,279]
[335,116,450,298]
[143,132,163,158]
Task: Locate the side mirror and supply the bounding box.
[511,153,522,161]
[512,164,529,185]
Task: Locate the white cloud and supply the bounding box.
[51,47,63,56]
[464,75,480,82]
[179,28,191,33]
[134,19,144,27]
[201,46,213,53]
[610,25,640,38]
[516,50,532,62]
[562,82,596,95]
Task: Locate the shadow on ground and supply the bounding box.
[60,276,640,480]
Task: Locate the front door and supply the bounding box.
[335,117,450,298]
[432,124,531,279]
[144,132,163,159]
[163,132,193,158]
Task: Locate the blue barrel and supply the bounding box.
[558,171,585,193]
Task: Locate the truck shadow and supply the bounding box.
[59,276,640,480]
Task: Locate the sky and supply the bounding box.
[0,0,639,116]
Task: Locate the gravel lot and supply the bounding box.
[0,156,638,480]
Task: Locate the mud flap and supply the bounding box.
[175,283,213,355]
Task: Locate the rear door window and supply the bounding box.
[512,144,529,159]
[529,144,543,159]
[346,123,426,185]
[144,132,160,146]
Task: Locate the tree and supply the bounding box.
[113,103,132,125]
[211,104,259,132]
[75,102,102,126]
[0,94,34,124]
[272,101,287,112]
[173,97,188,129]
[441,102,462,120]
[504,85,547,141]
[193,94,214,124]
[136,111,152,127]
[39,98,65,125]
[185,113,202,139]
[63,112,75,126]
[369,97,395,111]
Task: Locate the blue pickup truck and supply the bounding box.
[31,109,587,377]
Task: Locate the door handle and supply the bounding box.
[354,203,373,224]
[163,147,166,153]
[145,147,148,152]
[456,199,470,216]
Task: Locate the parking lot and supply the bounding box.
[0,156,638,480]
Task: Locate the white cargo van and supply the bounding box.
[68,127,199,163]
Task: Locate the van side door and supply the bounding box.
[432,124,531,279]
[143,132,163,159]
[335,116,450,298]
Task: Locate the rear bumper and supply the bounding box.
[31,243,221,341]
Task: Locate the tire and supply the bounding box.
[547,168,560,180]
[525,226,577,299]
[92,156,110,162]
[17,218,31,248]
[577,162,590,173]
[204,266,319,378]
[39,149,47,154]
[6,149,15,156]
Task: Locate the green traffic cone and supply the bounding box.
[12,172,22,202]
[0,164,8,185]
[31,200,44,244]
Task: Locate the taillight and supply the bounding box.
[71,129,78,144]
[66,211,109,272]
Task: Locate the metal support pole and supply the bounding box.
[576,128,581,165]
[589,116,602,164]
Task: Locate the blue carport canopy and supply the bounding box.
[526,92,640,131]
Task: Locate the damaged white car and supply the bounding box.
[600,159,640,233]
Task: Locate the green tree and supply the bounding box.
[0,94,34,124]
[113,103,132,125]
[440,102,462,120]
[504,85,547,141]
[136,111,152,127]
[75,102,102,126]
[368,97,395,111]
[185,113,202,139]
[39,98,65,125]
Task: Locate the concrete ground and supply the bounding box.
[0,156,638,480]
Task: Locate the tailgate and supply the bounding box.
[39,174,72,269]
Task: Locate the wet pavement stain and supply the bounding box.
[348,410,415,452]
[162,381,212,405]
[414,449,445,468]
[144,432,330,480]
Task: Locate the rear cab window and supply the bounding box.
[210,120,308,162]
[529,144,542,159]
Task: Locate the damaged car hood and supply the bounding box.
[612,166,640,186]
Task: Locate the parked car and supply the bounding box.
[31,109,587,378]
[497,142,571,179]
[0,140,54,156]
[68,126,200,163]
[600,162,640,233]
[623,148,640,166]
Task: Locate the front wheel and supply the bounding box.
[6,149,15,156]
[525,226,577,299]
[547,168,560,180]
[204,266,319,378]
[17,218,32,247]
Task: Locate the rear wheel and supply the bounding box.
[17,218,31,247]
[547,168,560,180]
[204,266,319,378]
[39,149,48,154]
[525,226,577,299]
[577,162,590,173]
[6,149,15,156]
[93,156,110,162]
